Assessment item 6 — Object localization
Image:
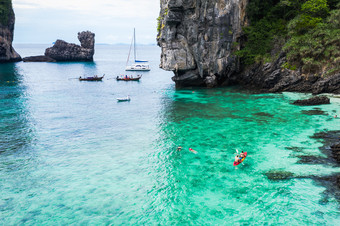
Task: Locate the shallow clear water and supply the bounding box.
[0,44,340,225]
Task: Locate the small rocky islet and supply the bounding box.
[23,31,95,62]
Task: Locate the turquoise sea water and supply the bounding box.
[1,44,340,225]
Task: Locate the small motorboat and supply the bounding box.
[116,75,142,81]
[79,74,105,81]
[117,96,131,102]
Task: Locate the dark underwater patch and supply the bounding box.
[296,173,340,203]
[296,155,329,164]
[285,146,305,152]
[252,112,274,117]
[301,109,328,115]
[265,170,294,181]
[293,130,340,203]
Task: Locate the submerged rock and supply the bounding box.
[252,112,274,118]
[292,96,330,106]
[310,174,340,203]
[0,0,21,62]
[301,109,327,115]
[330,143,340,164]
[265,170,294,181]
[296,155,329,165]
[285,146,305,152]
[310,130,340,165]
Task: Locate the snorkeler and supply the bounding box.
[189,148,198,154]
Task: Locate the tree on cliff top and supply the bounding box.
[237,0,340,75]
[0,0,12,26]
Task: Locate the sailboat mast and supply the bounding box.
[134,28,136,62]
[126,33,133,66]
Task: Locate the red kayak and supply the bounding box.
[233,152,247,166]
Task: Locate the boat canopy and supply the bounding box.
[135,60,148,63]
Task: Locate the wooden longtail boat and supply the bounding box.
[79,74,105,81]
[116,75,142,81]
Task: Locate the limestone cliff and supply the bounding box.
[0,0,21,62]
[157,0,247,87]
[157,0,340,94]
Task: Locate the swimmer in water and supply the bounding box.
[189,148,198,154]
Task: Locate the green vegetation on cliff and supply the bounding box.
[0,0,12,25]
[237,0,340,75]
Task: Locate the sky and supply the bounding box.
[12,0,160,45]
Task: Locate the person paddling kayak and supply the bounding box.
[234,151,247,166]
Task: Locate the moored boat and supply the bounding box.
[126,62,150,71]
[116,75,142,81]
[79,74,105,81]
[117,96,131,102]
[125,28,150,71]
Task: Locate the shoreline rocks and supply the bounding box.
[23,31,95,62]
[235,53,340,94]
[22,55,56,62]
[292,96,330,106]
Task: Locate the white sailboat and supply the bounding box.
[125,28,150,71]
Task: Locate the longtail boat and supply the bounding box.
[116,75,142,81]
[79,74,105,81]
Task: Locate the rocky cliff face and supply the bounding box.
[157,0,247,87]
[0,0,21,62]
[44,31,95,61]
[234,53,340,94]
[158,0,340,94]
